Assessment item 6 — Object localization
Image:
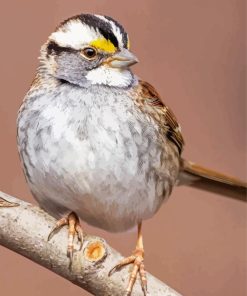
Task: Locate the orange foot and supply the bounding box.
[48,212,83,262]
[109,223,147,296]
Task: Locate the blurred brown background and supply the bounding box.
[0,0,246,295]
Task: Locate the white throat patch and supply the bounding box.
[86,65,133,87]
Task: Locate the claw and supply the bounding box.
[109,223,147,295]
[47,217,68,241]
[108,255,136,276]
[0,197,19,208]
[109,249,147,295]
[108,264,121,276]
[75,223,84,250]
[67,246,74,263]
[140,262,147,295]
[108,265,119,276]
[47,212,83,265]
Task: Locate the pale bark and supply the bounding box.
[0,191,182,296]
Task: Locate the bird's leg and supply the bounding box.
[0,197,19,207]
[109,222,147,295]
[48,212,83,262]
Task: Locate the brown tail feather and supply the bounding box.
[178,159,247,202]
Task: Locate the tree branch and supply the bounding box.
[0,191,182,296]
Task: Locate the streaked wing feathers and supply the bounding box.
[136,80,184,154]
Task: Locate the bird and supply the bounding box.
[16,13,247,295]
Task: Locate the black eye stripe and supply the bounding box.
[46,41,76,56]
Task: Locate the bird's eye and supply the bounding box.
[81,47,97,59]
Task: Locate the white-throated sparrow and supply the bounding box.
[17,14,247,295]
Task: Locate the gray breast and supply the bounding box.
[17,83,179,232]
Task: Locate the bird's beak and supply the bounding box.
[105,48,139,69]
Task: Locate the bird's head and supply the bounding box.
[40,14,138,88]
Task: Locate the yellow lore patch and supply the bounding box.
[90,38,116,53]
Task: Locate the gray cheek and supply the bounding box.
[55,53,91,86]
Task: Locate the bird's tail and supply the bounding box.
[178,159,247,202]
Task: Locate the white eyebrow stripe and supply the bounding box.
[49,20,101,49]
[94,15,108,22]
[94,14,124,48]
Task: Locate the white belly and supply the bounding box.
[17,85,178,232]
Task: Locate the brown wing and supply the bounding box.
[135,80,184,154]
